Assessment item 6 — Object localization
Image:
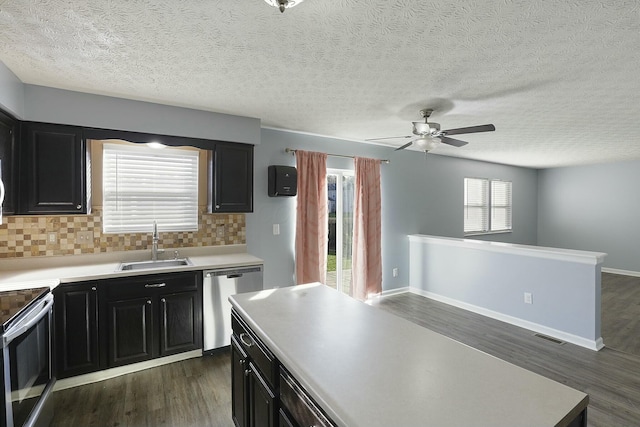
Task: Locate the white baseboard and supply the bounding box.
[602,267,640,278]
[409,288,604,352]
[380,286,410,297]
[54,349,203,391]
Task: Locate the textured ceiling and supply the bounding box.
[1,0,639,168]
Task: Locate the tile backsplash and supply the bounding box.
[0,207,245,259]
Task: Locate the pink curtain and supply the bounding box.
[295,150,328,285]
[351,157,382,301]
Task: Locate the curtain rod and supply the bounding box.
[284,148,390,164]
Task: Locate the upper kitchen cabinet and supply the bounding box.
[0,110,18,214]
[20,122,88,214]
[210,142,253,213]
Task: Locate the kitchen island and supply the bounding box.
[230,283,588,427]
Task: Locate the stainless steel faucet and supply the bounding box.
[151,221,163,261]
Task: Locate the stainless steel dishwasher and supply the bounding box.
[203,265,263,353]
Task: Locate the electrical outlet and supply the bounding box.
[524,292,533,304]
[216,225,225,238]
[392,267,399,278]
[48,233,57,244]
[273,224,280,235]
[76,231,93,245]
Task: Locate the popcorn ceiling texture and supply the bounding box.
[1,1,640,168]
[0,207,245,259]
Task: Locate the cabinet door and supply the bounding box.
[107,297,154,367]
[213,142,253,213]
[0,110,17,214]
[54,283,100,378]
[248,361,276,427]
[159,291,202,356]
[21,122,86,214]
[231,336,249,427]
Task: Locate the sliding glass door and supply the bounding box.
[326,169,354,295]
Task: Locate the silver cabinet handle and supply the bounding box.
[244,368,251,377]
[91,286,97,291]
[76,204,82,209]
[239,333,254,347]
[147,300,152,305]
[161,298,166,303]
[145,283,166,288]
[215,205,220,209]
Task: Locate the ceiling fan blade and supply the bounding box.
[441,124,495,136]
[440,136,469,147]
[365,135,412,141]
[394,141,413,151]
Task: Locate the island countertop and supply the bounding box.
[230,283,588,427]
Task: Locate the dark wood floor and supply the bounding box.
[50,352,232,427]
[51,273,640,427]
[601,272,640,356]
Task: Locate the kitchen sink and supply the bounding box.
[116,258,193,271]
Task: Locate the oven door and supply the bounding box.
[2,293,55,427]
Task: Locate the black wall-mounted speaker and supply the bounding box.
[268,165,297,197]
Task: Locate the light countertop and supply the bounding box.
[230,283,589,427]
[0,244,263,292]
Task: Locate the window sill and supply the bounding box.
[464,230,512,237]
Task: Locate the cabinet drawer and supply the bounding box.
[280,367,334,427]
[232,311,276,388]
[104,271,198,299]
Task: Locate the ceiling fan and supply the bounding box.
[366,109,495,152]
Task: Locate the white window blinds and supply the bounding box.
[102,143,199,234]
[464,177,512,235]
[464,178,489,233]
[490,180,512,231]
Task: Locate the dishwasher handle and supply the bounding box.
[204,265,262,278]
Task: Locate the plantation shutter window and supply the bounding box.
[103,143,199,234]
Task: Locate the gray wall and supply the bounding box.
[0,61,24,118]
[409,236,603,349]
[538,160,640,272]
[23,85,261,144]
[247,128,539,290]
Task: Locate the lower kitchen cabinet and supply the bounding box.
[231,309,332,427]
[54,271,202,379]
[54,282,100,379]
[103,271,202,368]
[108,296,154,367]
[160,291,200,356]
[231,313,278,427]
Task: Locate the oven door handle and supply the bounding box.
[3,293,54,345]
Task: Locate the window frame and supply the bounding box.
[102,142,200,234]
[463,177,512,236]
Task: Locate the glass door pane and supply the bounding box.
[341,174,354,296]
[326,170,354,295]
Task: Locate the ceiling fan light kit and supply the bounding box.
[264,0,305,13]
[366,107,496,153]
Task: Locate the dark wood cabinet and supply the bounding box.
[231,308,336,427]
[231,310,278,427]
[232,336,249,427]
[159,290,200,356]
[0,110,18,214]
[248,361,276,427]
[20,121,87,214]
[103,271,202,368]
[107,297,154,367]
[211,142,253,213]
[54,282,100,379]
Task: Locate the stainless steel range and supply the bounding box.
[1,287,55,427]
